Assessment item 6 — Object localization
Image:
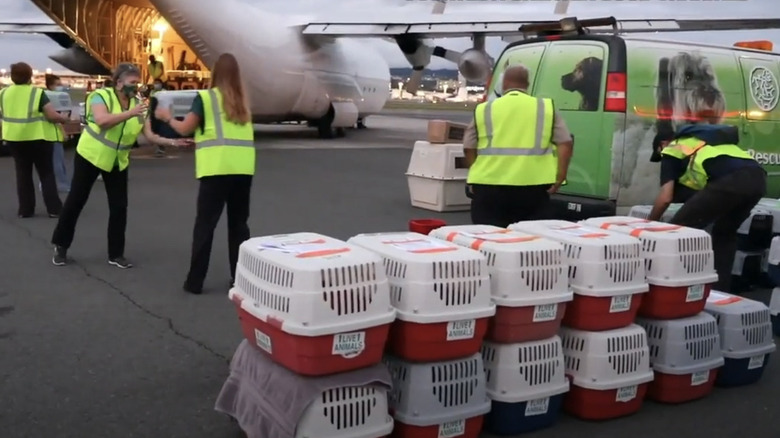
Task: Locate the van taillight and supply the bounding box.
[604,72,626,112]
[482,73,492,102]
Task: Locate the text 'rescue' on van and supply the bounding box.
[485,35,780,219]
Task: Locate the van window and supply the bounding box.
[534,43,606,111]
[488,43,546,100]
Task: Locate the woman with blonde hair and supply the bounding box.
[156,53,255,295]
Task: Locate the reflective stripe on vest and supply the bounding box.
[197,89,255,149]
[76,88,144,172]
[661,136,756,190]
[0,85,46,141]
[478,96,552,156]
[194,88,255,179]
[468,91,556,186]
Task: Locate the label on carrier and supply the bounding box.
[748,354,765,370]
[254,329,273,354]
[438,419,466,438]
[686,284,705,302]
[690,370,710,386]
[549,225,608,239]
[259,238,349,258]
[524,397,550,416]
[446,319,476,340]
[533,304,558,322]
[332,331,366,357]
[385,238,457,254]
[615,385,638,402]
[609,294,632,313]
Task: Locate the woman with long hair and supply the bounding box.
[51,63,189,268]
[155,53,255,295]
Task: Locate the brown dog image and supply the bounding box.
[561,57,604,111]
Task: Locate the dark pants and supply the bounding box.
[470,184,551,228]
[8,140,62,216]
[185,175,252,290]
[51,152,129,259]
[669,166,767,292]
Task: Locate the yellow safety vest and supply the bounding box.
[149,62,164,80]
[76,88,144,172]
[660,136,756,190]
[468,90,556,186]
[0,85,46,142]
[194,88,255,179]
[43,93,65,143]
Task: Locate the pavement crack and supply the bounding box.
[1,215,230,364]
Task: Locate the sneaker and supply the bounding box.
[108,256,133,269]
[52,245,67,266]
[48,213,59,219]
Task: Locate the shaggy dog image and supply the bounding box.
[653,51,726,159]
[561,56,603,111]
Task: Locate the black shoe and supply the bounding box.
[18,213,33,218]
[48,213,59,219]
[183,281,202,295]
[108,256,133,269]
[52,245,67,266]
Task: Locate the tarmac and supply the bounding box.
[0,110,777,438]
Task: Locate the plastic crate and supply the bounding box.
[429,225,572,343]
[385,354,491,438]
[559,324,654,420]
[509,220,648,331]
[636,313,724,404]
[580,217,718,319]
[770,288,780,337]
[296,385,395,438]
[704,291,777,387]
[348,232,495,362]
[44,90,73,112]
[230,233,396,376]
[767,236,780,286]
[481,337,570,435]
[756,198,780,234]
[406,141,470,212]
[151,90,199,118]
[736,208,774,251]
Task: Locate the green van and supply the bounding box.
[486,35,780,219]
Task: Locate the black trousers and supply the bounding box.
[51,152,129,259]
[470,184,552,228]
[7,140,62,216]
[186,175,252,289]
[669,166,767,292]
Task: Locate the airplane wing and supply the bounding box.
[0,22,71,47]
[300,15,780,39]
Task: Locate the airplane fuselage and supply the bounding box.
[150,0,390,125]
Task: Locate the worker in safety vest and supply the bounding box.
[155,53,255,295]
[42,73,71,193]
[648,119,766,292]
[51,63,185,268]
[462,65,574,227]
[148,55,165,83]
[0,62,69,218]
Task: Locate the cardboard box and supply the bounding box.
[427,119,467,144]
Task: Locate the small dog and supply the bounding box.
[561,57,603,111]
[655,52,726,139]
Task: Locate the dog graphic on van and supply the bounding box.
[655,51,726,141]
[561,56,604,111]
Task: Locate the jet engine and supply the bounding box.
[455,48,493,83]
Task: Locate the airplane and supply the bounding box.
[3,0,780,139]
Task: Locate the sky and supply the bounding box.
[0,0,777,72]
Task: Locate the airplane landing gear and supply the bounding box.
[356,118,366,129]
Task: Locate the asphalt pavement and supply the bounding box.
[0,113,777,438]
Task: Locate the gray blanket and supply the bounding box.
[214,340,392,438]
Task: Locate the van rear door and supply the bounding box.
[533,40,612,200]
